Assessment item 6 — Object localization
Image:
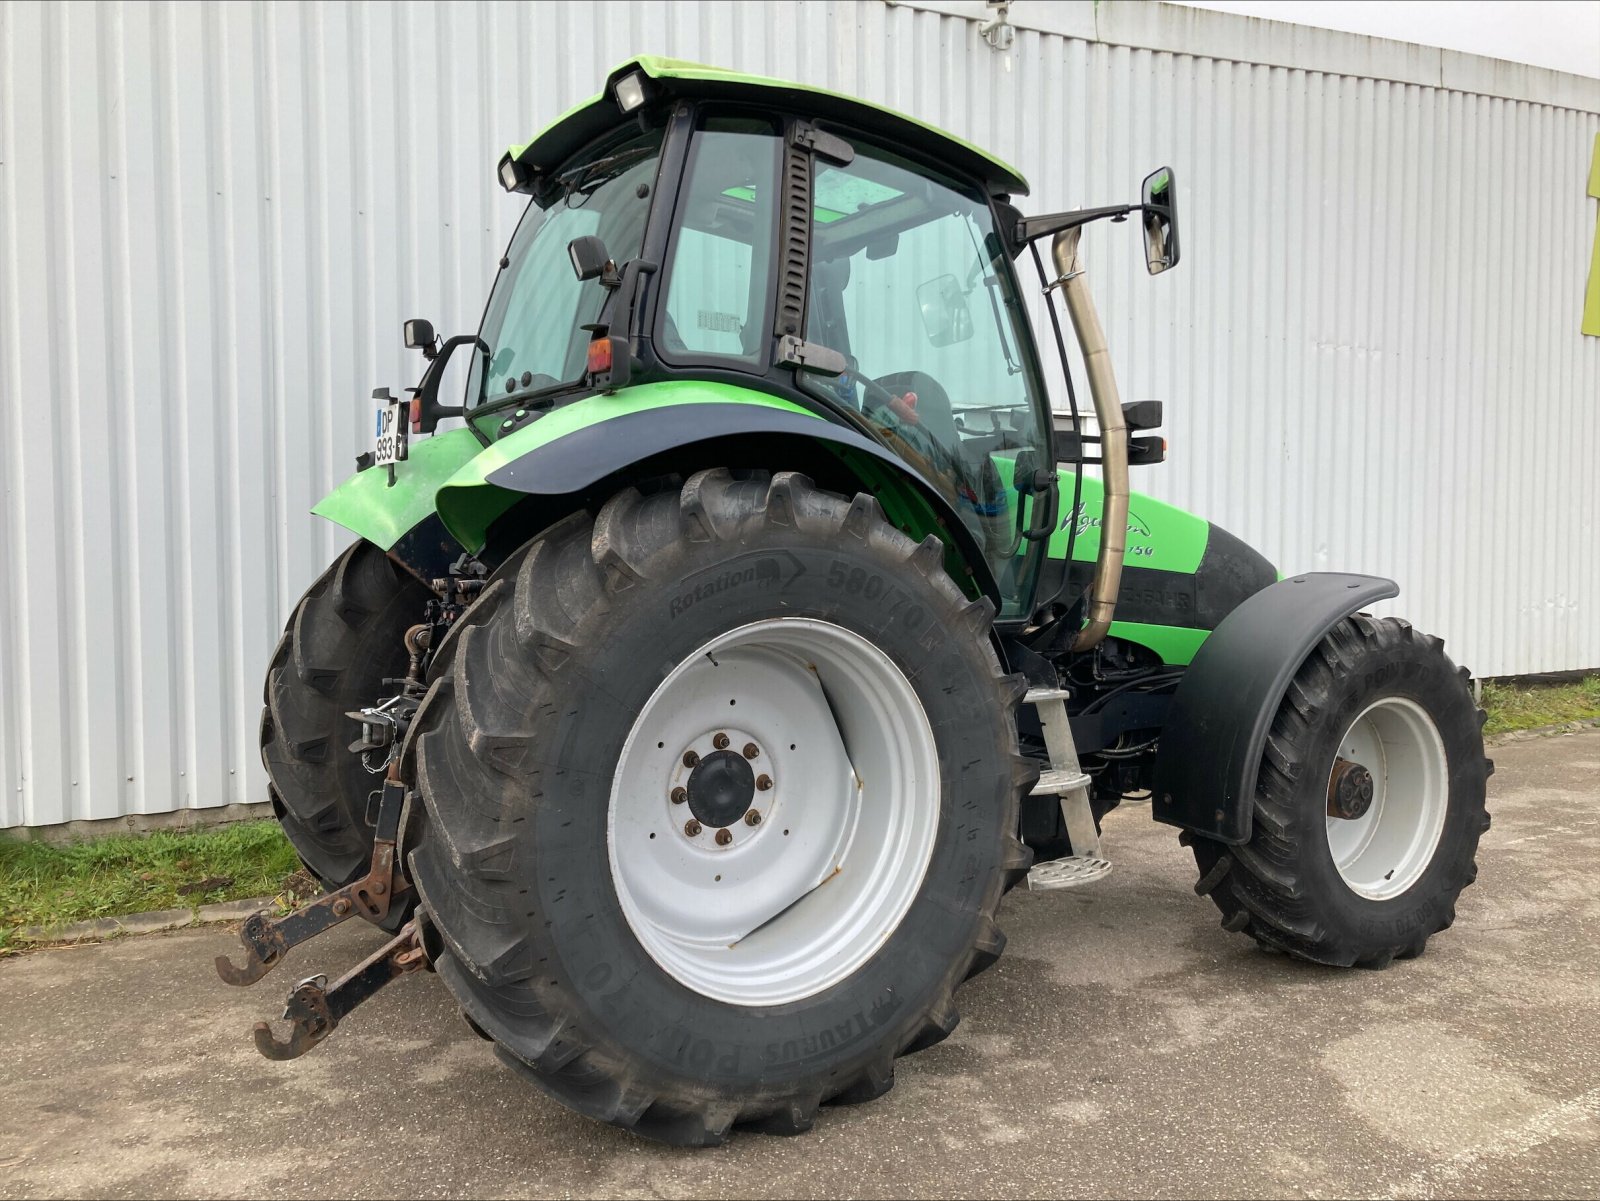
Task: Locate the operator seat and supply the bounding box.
[874,369,959,458]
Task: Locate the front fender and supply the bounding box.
[1151,572,1399,844]
[433,379,999,602]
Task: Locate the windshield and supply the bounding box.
[472,128,663,404]
[801,146,1050,617]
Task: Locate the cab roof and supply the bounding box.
[500,55,1029,198]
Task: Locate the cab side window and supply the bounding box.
[658,116,782,365]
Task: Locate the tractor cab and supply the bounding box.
[417,58,1061,617]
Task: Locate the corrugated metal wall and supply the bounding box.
[2,0,1597,828]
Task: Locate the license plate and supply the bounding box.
[374,400,408,466]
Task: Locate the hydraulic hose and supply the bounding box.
[1051,226,1128,652]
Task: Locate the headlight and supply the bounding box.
[614,71,647,113]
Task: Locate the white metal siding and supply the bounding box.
[2,0,1597,828]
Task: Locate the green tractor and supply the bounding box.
[232,58,1491,1144]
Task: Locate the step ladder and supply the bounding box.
[1023,687,1113,891]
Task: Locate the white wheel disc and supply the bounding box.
[607,618,941,1006]
[1325,696,1449,900]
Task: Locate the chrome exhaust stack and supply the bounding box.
[1051,226,1129,653]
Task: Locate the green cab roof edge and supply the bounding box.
[500,55,1029,198]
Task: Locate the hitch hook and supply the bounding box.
[215,780,409,987]
[252,922,428,1060]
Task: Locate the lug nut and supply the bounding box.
[683,750,699,768]
[743,743,759,759]
[756,774,773,791]
[713,732,730,750]
[715,829,733,846]
[684,819,702,837]
[744,810,762,826]
[671,787,687,805]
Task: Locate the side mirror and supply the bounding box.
[567,235,619,287]
[1141,167,1179,275]
[916,274,974,347]
[403,317,438,358]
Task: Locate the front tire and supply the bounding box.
[406,470,1035,1144]
[1189,615,1490,967]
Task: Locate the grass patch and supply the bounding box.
[1481,675,1600,737]
[0,820,300,951]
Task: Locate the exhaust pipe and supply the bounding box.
[1051,226,1128,652]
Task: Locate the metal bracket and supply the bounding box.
[775,335,849,376]
[978,1,1015,51]
[215,779,410,987]
[252,921,429,1060]
[790,121,854,165]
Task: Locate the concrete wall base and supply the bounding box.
[1,802,275,847]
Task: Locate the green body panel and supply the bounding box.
[506,55,1029,196]
[437,380,820,551]
[1104,621,1211,666]
[1048,469,1209,575]
[310,427,484,551]
[1043,469,1219,667]
[315,410,1238,669]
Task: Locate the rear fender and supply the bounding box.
[1151,572,1399,844]
[433,379,998,601]
[311,427,484,580]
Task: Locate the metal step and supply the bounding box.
[1022,682,1106,861]
[1031,767,1092,796]
[1027,855,1113,891]
[1023,687,1073,705]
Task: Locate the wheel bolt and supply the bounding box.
[684,819,702,837]
[743,743,759,759]
[744,810,762,826]
[713,732,730,750]
[683,750,699,768]
[715,828,733,846]
[670,787,687,805]
[756,774,773,791]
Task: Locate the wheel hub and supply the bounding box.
[1327,757,1376,820]
[607,618,940,1006]
[686,749,756,828]
[1324,696,1449,900]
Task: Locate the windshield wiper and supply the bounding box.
[475,378,590,425]
[559,145,656,198]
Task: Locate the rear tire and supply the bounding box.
[260,541,430,906]
[1188,615,1490,967]
[406,470,1035,1144]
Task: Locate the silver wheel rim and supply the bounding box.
[1325,696,1449,900]
[607,617,940,1006]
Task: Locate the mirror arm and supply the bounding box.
[410,334,490,443]
[1014,204,1140,246]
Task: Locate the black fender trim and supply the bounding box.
[1150,572,1399,844]
[481,402,999,601]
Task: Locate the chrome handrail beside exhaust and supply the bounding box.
[1051,226,1128,652]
